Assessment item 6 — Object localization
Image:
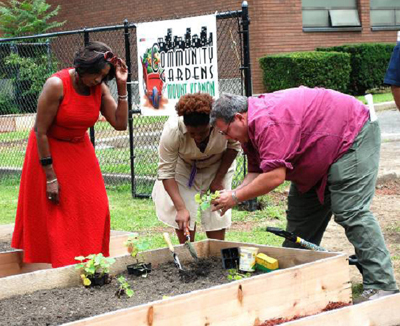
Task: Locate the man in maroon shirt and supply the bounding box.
[211,87,398,301]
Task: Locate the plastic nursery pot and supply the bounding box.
[127,263,152,276]
[221,247,239,269]
[87,273,109,287]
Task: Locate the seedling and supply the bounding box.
[115,276,134,298]
[124,233,150,264]
[194,190,220,219]
[124,233,151,277]
[227,268,251,281]
[75,253,116,286]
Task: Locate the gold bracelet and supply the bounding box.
[46,178,57,184]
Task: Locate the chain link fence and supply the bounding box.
[0,8,250,198]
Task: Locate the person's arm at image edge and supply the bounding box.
[391,86,400,111]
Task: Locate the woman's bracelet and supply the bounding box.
[46,178,57,185]
[118,94,128,101]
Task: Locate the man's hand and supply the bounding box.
[175,208,190,231]
[212,190,236,216]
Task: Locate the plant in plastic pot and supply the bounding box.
[75,253,116,287]
[124,233,151,277]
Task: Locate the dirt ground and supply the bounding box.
[321,177,400,287]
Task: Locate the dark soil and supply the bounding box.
[260,302,351,326]
[0,257,261,326]
[0,241,13,252]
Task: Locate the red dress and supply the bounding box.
[12,69,110,268]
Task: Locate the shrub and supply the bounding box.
[316,43,395,95]
[0,0,65,37]
[259,51,351,93]
[0,91,18,115]
[2,47,58,114]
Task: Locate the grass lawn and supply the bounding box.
[355,91,394,104]
[0,176,288,249]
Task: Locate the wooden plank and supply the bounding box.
[62,242,350,326]
[0,224,14,242]
[0,242,203,300]
[277,293,400,326]
[0,230,134,278]
[108,231,134,257]
[0,251,23,277]
[0,240,350,326]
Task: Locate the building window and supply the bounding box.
[371,0,400,31]
[302,0,362,32]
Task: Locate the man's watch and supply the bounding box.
[231,191,240,204]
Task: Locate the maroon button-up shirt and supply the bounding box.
[243,87,369,203]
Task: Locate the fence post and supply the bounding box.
[242,1,252,97]
[241,1,257,211]
[84,29,96,147]
[124,20,136,198]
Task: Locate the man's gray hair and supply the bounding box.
[210,93,248,125]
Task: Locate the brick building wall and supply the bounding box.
[46,0,398,94]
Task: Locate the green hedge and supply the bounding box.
[316,43,395,95]
[259,51,351,93]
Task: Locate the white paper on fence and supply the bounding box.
[136,14,219,116]
[365,94,377,122]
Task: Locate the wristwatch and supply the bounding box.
[231,191,240,204]
[40,156,53,166]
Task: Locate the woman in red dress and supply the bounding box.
[12,41,128,268]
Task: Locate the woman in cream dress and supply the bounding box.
[152,93,241,243]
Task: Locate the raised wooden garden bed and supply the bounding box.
[1,239,352,325]
[268,292,400,326]
[0,223,133,278]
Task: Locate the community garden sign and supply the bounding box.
[137,14,219,116]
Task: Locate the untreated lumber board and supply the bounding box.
[0,230,134,278]
[60,241,350,326]
[277,292,400,326]
[0,224,14,242]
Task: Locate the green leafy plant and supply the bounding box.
[124,233,150,263]
[115,276,134,298]
[124,233,151,277]
[75,253,116,286]
[194,190,220,219]
[5,52,57,95]
[0,0,66,37]
[227,268,251,281]
[316,43,395,95]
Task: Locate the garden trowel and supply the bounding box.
[163,232,184,271]
[184,227,198,261]
[266,226,363,275]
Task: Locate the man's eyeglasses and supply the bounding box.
[218,121,232,136]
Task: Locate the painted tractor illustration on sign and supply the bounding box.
[141,44,165,109]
